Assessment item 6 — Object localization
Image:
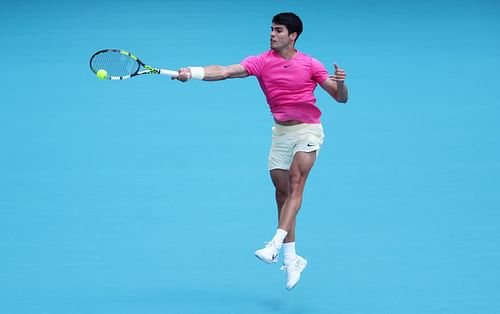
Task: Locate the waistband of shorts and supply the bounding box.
[273,123,322,132]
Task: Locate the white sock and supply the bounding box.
[283,242,297,265]
[271,228,288,249]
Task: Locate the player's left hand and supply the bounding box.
[329,63,346,83]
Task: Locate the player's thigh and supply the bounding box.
[270,169,289,194]
[289,151,317,184]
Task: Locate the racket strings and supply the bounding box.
[90,51,140,77]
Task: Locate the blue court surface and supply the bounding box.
[1,1,499,313]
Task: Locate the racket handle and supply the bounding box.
[159,69,179,77]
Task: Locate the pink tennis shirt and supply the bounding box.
[241,50,329,123]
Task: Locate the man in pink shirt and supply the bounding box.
[175,12,348,290]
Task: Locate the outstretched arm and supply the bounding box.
[174,64,249,82]
[320,63,349,103]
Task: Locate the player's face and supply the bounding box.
[270,23,295,50]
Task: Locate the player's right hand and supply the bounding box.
[172,68,192,82]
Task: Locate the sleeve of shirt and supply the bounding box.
[241,53,265,77]
[311,57,330,84]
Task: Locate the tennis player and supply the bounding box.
[174,12,348,290]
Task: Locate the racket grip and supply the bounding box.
[159,69,179,77]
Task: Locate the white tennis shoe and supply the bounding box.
[281,255,308,290]
[255,241,280,263]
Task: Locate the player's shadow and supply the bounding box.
[96,285,315,313]
[259,298,313,313]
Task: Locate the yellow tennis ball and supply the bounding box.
[96,69,108,80]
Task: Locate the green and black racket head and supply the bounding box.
[89,49,178,80]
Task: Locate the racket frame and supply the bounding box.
[89,49,178,80]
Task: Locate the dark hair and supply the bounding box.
[272,12,303,40]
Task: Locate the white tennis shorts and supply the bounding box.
[268,123,325,171]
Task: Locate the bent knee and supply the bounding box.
[288,174,307,196]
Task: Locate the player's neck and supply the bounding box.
[275,46,297,60]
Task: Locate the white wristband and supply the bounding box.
[188,67,205,80]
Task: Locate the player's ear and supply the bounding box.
[290,32,298,41]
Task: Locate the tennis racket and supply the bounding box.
[89,49,179,80]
